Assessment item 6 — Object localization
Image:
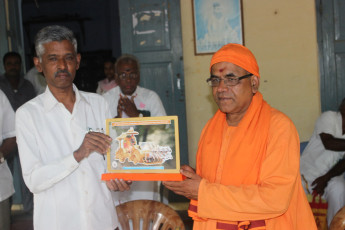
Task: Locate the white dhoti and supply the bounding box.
[302,174,345,227]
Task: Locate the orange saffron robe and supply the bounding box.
[189,93,317,230]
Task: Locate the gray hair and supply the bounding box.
[115,54,140,73]
[35,25,77,61]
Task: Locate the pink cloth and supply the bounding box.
[97,79,117,94]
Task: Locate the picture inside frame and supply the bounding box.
[193,0,243,54]
[106,116,180,174]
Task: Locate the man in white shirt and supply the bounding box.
[16,25,130,230]
[103,54,166,119]
[0,89,16,230]
[300,98,345,226]
[24,67,46,95]
[103,54,166,203]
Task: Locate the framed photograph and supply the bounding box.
[105,116,180,175]
[192,0,244,54]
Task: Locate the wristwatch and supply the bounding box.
[137,110,151,117]
[0,151,5,164]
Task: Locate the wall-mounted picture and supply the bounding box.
[192,0,243,54]
[106,116,180,174]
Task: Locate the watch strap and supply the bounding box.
[0,151,5,164]
[137,110,151,117]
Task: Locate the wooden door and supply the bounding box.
[118,0,189,165]
[317,0,345,111]
[0,0,25,72]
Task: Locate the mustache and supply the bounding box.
[217,93,230,97]
[54,69,72,78]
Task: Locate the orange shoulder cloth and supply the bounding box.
[189,92,271,223]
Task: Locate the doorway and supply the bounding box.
[316,0,345,111]
[21,0,122,92]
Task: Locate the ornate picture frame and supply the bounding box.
[105,116,180,175]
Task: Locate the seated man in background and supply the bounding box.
[300,97,345,227]
[0,51,36,213]
[96,57,117,95]
[103,54,166,203]
[163,43,317,229]
[0,89,16,230]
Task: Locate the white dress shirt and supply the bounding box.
[103,86,167,204]
[24,67,47,95]
[103,86,166,118]
[16,85,119,230]
[300,111,345,182]
[0,90,15,202]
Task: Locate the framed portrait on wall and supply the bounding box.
[102,116,184,181]
[192,0,244,55]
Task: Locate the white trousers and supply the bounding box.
[324,175,345,226]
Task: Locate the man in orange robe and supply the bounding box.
[163,44,317,230]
